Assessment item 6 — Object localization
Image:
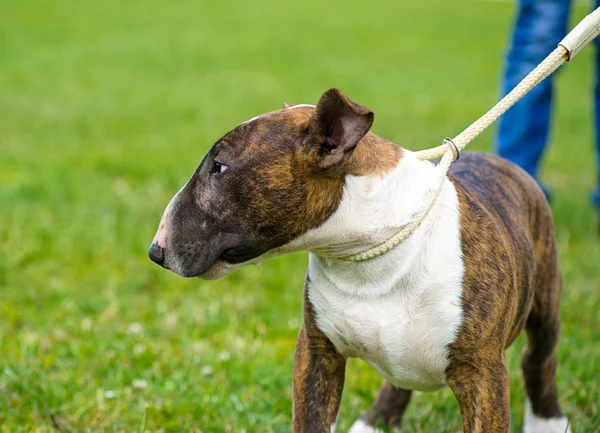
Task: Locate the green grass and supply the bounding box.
[1,0,599,431]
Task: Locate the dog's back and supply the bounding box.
[449,152,553,245]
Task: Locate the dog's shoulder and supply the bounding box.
[448,151,553,266]
[448,152,546,222]
[447,152,548,352]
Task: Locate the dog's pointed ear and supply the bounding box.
[309,88,374,170]
[283,102,293,109]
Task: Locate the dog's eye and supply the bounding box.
[210,161,229,175]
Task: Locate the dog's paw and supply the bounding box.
[524,401,571,433]
[348,419,401,433]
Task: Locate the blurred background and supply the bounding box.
[1,0,599,431]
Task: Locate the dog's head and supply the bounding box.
[148,88,398,279]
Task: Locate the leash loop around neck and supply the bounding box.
[443,137,460,162]
[337,7,600,262]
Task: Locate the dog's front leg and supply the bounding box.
[446,357,511,433]
[292,325,346,433]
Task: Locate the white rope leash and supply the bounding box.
[341,7,600,262]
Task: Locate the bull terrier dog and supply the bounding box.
[149,89,570,433]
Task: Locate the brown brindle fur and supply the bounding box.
[227,99,399,258]
[238,108,402,239]
[246,112,402,236]
[447,154,563,432]
[293,274,346,433]
[150,89,566,433]
[343,133,403,177]
[222,108,346,240]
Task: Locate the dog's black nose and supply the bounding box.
[148,243,165,265]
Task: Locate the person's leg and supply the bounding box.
[496,0,571,193]
[593,0,600,219]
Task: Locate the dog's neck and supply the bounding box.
[289,149,445,255]
[285,147,460,296]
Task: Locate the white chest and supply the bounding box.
[308,270,463,391]
[287,152,465,391]
[305,172,464,391]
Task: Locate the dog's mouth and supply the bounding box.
[217,245,263,264]
[185,247,260,280]
[199,246,272,280]
[197,260,240,280]
[156,238,265,279]
[153,232,275,280]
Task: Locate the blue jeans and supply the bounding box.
[496,0,600,210]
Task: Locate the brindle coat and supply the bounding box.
[149,89,566,433]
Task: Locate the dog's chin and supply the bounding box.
[197,261,239,280]
[173,250,270,280]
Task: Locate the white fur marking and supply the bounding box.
[240,114,263,125]
[285,103,316,109]
[155,180,190,269]
[348,419,399,433]
[239,104,316,126]
[524,400,571,433]
[296,151,464,392]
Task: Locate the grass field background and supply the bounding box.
[1,0,599,431]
